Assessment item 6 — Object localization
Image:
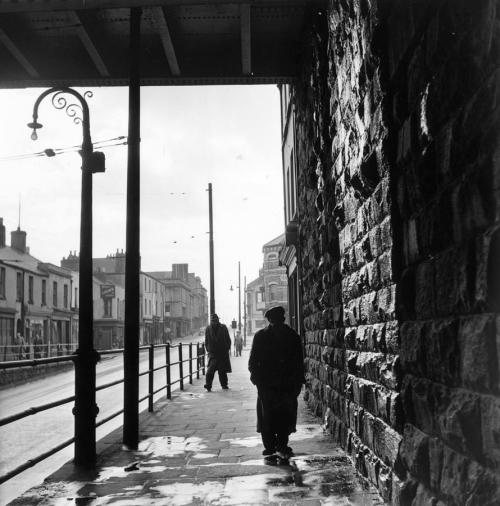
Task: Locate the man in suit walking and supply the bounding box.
[204,314,232,391]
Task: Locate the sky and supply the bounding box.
[0,85,284,325]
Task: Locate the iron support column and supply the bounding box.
[123,6,142,450]
[208,183,215,315]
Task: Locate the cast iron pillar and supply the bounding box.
[123,6,142,450]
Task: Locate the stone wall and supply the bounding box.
[295,0,500,504]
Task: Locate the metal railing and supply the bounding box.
[1,343,79,362]
[0,341,206,484]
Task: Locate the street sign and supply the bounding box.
[100,284,115,299]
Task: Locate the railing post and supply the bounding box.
[189,342,193,385]
[148,343,154,412]
[179,344,184,391]
[202,343,206,375]
[196,343,200,380]
[166,343,171,400]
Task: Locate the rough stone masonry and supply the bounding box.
[294,0,500,504]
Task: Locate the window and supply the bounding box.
[74,287,78,308]
[269,283,279,301]
[63,284,68,308]
[165,303,171,314]
[53,281,58,307]
[16,272,22,301]
[104,298,112,318]
[0,267,5,298]
[28,276,34,303]
[256,291,263,303]
[148,300,151,314]
[42,279,46,305]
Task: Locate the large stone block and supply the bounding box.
[480,394,500,468]
[437,388,482,460]
[459,314,497,392]
[399,423,430,487]
[372,417,402,467]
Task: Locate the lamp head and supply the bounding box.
[27,121,43,141]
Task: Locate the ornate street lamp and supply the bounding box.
[28,87,104,467]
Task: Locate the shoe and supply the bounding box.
[262,449,275,456]
[276,446,293,458]
[204,384,211,392]
[222,386,229,389]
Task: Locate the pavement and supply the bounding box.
[9,348,385,505]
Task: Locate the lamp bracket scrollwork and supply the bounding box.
[51,90,93,125]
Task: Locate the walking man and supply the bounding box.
[204,314,232,391]
[248,306,305,459]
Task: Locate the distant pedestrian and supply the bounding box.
[248,306,305,459]
[234,332,243,357]
[14,333,25,360]
[204,314,231,391]
[33,333,43,359]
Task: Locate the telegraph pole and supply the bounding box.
[238,261,241,334]
[243,275,247,347]
[208,183,215,315]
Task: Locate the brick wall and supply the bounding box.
[295,1,500,504]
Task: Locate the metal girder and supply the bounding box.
[0,26,39,78]
[240,4,251,75]
[69,11,110,77]
[150,6,180,76]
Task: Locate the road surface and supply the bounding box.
[0,340,203,505]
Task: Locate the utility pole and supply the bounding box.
[243,275,247,347]
[238,261,241,334]
[208,183,215,315]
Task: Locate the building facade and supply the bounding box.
[275,4,500,504]
[245,275,265,335]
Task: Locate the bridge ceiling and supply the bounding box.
[0,0,324,88]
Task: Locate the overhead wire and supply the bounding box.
[0,136,128,162]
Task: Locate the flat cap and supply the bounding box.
[264,306,285,320]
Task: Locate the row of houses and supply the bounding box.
[245,234,289,335]
[0,218,208,360]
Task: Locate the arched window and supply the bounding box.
[269,283,279,301]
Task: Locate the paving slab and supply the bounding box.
[8,348,386,505]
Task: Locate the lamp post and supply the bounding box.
[28,87,103,467]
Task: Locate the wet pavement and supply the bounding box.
[9,348,385,505]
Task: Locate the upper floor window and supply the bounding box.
[28,276,34,304]
[0,267,5,298]
[269,283,279,301]
[104,298,112,318]
[256,291,263,303]
[53,281,58,307]
[63,284,69,308]
[42,279,46,305]
[165,303,171,314]
[16,272,22,301]
[74,287,78,308]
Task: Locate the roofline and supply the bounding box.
[0,0,325,13]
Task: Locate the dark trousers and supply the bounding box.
[261,429,288,452]
[205,359,228,388]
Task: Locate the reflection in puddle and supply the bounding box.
[221,435,261,447]
[138,435,206,457]
[291,424,326,440]
[151,481,225,506]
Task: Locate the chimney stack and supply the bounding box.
[11,226,27,253]
[0,218,5,248]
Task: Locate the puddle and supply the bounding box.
[150,481,226,505]
[221,435,261,447]
[191,453,218,459]
[291,424,326,440]
[138,435,206,457]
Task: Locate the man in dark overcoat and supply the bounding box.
[248,306,305,458]
[204,313,232,391]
